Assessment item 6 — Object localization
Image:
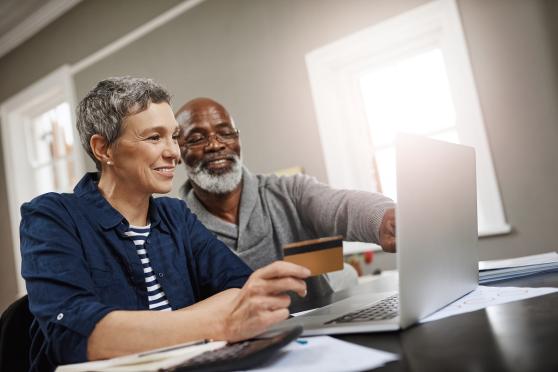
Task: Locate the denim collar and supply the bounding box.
[73,172,167,233]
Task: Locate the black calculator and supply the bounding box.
[167,325,303,372]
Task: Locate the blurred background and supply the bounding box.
[1,0,557,312]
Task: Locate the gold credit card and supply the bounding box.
[282,236,344,276]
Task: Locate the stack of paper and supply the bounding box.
[478,252,558,284]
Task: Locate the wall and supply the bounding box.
[458,0,558,258]
[73,0,433,182]
[0,0,184,311]
[1,0,557,311]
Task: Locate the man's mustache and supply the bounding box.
[200,153,238,167]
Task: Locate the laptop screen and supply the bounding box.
[395,134,478,328]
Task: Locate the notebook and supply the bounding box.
[275,134,479,335]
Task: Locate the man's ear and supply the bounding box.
[90,134,112,165]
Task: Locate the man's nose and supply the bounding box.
[205,133,226,150]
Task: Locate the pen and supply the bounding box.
[138,339,212,357]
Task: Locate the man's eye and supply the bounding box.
[219,130,237,139]
[186,135,206,144]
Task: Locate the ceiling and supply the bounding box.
[0,0,46,37]
[0,0,81,58]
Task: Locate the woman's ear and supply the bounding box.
[90,134,112,166]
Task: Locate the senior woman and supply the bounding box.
[20,77,309,371]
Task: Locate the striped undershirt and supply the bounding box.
[123,224,172,311]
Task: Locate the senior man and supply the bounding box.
[175,98,396,307]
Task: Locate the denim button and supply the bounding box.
[56,313,64,320]
[158,272,164,278]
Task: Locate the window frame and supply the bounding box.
[0,65,84,296]
[305,0,510,239]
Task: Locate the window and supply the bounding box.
[359,48,459,200]
[25,102,78,194]
[1,66,83,296]
[306,0,510,242]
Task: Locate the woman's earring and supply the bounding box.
[106,160,113,165]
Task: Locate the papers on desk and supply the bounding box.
[56,336,397,372]
[478,252,558,284]
[421,285,558,323]
[246,336,398,372]
[55,340,226,372]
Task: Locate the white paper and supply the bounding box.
[478,252,558,271]
[55,341,226,372]
[243,336,398,372]
[421,285,558,323]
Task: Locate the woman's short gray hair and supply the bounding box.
[76,76,171,170]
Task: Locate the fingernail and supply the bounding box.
[304,268,311,276]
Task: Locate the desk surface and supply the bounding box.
[307,271,558,372]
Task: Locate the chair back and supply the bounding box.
[0,295,32,372]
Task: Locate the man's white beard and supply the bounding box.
[185,155,242,194]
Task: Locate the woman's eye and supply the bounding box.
[172,134,180,141]
[147,134,161,141]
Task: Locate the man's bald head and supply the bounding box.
[175,97,235,129]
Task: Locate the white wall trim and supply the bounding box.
[0,0,82,59]
[0,0,206,71]
[71,0,206,75]
[1,65,82,296]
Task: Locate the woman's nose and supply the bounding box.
[163,140,181,162]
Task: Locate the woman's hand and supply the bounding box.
[219,261,310,342]
[87,262,310,359]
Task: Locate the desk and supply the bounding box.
[301,271,558,372]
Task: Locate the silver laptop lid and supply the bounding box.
[396,134,478,329]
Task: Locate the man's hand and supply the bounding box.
[379,208,396,253]
[220,261,310,342]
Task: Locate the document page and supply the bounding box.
[245,336,398,372]
[421,285,558,323]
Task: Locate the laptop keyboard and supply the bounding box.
[324,294,399,324]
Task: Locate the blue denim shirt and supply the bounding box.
[20,173,252,371]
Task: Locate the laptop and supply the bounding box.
[277,134,479,335]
